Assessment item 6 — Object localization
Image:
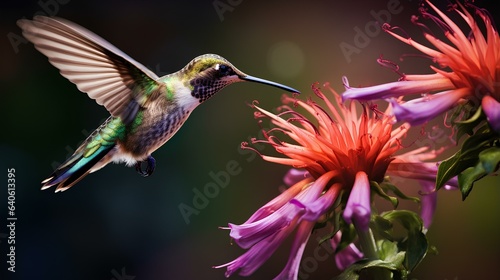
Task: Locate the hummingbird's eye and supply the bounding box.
[215,64,233,76]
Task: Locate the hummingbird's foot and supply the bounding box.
[135,156,156,177]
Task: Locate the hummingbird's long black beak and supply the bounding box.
[241,75,300,94]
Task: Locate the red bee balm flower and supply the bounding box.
[342,1,500,128]
[216,84,456,279]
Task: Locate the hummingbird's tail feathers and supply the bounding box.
[42,144,114,192]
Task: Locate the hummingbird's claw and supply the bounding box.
[146,156,156,176]
[135,156,156,177]
[134,162,144,176]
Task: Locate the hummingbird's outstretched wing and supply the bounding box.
[17,16,163,124]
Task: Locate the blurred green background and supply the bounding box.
[1,0,499,279]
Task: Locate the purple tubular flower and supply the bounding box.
[343,172,371,231]
[418,180,437,229]
[389,88,470,125]
[330,231,364,270]
[419,174,459,229]
[342,76,454,102]
[291,183,341,221]
[482,95,500,133]
[341,0,500,125]
[274,221,315,280]
[336,244,364,270]
[387,146,458,228]
[244,176,312,224]
[215,217,300,277]
[228,203,303,249]
[387,147,451,183]
[274,178,341,279]
[217,171,339,278]
[283,168,311,187]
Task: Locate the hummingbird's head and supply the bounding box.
[183,54,299,103]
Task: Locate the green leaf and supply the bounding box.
[399,230,428,273]
[378,240,399,261]
[457,147,500,200]
[334,268,360,280]
[458,165,486,200]
[382,181,420,204]
[436,124,496,190]
[371,181,398,208]
[427,245,439,256]
[380,210,423,233]
[436,150,476,191]
[336,223,357,253]
[454,106,483,141]
[334,253,406,280]
[373,215,396,242]
[460,124,494,152]
[479,147,500,173]
[379,211,428,273]
[336,212,428,279]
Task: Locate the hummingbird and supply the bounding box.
[18,16,299,192]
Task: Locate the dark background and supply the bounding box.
[1,1,499,279]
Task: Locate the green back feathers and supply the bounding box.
[82,117,124,158]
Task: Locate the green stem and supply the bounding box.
[356,225,379,260]
[355,222,393,279]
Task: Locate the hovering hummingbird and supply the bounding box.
[18,16,299,192]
